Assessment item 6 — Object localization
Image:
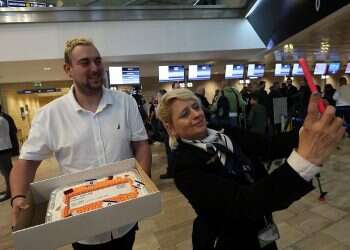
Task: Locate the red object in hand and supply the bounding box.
[299,58,326,113]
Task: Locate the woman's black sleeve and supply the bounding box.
[227,128,299,161]
[174,159,313,222]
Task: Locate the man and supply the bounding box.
[248,93,267,135]
[221,81,246,128]
[10,38,151,250]
[194,86,210,120]
[0,104,19,202]
[333,77,350,133]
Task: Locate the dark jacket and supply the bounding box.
[173,129,314,250]
[0,112,19,156]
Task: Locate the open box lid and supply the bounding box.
[12,158,160,250]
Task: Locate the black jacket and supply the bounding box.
[173,129,314,249]
[0,112,19,156]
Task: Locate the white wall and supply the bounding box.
[0,19,265,62]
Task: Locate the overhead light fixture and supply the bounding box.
[43,67,51,71]
[245,0,264,18]
[320,40,330,53]
[283,43,294,53]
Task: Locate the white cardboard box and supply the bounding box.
[12,158,161,250]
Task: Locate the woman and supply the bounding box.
[157,88,345,250]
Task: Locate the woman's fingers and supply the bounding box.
[304,93,322,127]
[328,117,345,134]
[318,106,336,129]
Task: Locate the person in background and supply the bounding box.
[333,77,350,133]
[0,104,19,202]
[280,82,288,97]
[195,86,211,120]
[172,82,181,89]
[255,81,268,110]
[296,80,311,118]
[222,81,246,128]
[157,88,345,250]
[10,38,151,250]
[267,82,283,134]
[286,78,298,112]
[149,96,159,142]
[247,93,267,135]
[323,84,336,107]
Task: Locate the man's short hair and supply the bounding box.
[64,38,95,64]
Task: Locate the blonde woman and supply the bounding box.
[157,88,344,250]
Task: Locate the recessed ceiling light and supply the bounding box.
[43,67,51,71]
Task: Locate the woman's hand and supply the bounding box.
[297,93,346,166]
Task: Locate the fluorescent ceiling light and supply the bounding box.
[245,0,263,18]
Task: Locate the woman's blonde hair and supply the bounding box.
[157,88,199,149]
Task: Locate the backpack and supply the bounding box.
[216,91,229,118]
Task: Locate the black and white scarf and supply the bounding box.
[181,128,255,183]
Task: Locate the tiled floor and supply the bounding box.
[1,139,350,250]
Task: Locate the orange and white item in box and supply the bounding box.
[45,170,148,223]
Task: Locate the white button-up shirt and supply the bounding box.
[20,87,148,244]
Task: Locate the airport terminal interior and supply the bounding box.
[1,0,350,249]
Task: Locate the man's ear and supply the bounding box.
[64,63,72,78]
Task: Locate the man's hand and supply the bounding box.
[10,159,40,228]
[297,93,346,165]
[11,196,29,229]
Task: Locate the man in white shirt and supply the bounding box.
[10,38,151,250]
[333,77,350,133]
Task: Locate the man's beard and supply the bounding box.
[75,77,105,96]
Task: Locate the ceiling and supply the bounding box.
[1,2,350,84]
[264,3,350,69]
[48,0,250,7]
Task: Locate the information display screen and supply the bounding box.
[275,63,291,76]
[247,64,265,78]
[225,64,244,79]
[188,64,211,80]
[2,0,47,7]
[292,63,304,76]
[109,66,140,85]
[345,63,350,74]
[313,63,327,75]
[327,63,341,75]
[159,65,185,82]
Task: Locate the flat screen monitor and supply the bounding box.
[225,64,244,79]
[159,65,185,82]
[109,66,140,85]
[313,63,327,75]
[292,63,304,76]
[188,64,211,80]
[346,63,350,74]
[275,63,291,76]
[247,64,265,78]
[327,63,341,75]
